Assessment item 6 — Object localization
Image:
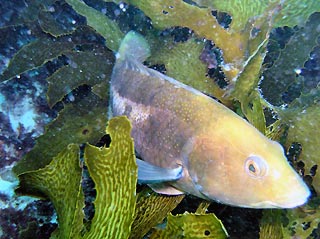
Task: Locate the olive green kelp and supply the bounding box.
[150,212,228,239]
[14,116,137,239]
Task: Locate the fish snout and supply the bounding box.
[270,179,311,208]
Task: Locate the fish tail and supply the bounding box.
[117,31,150,62]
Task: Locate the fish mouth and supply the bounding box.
[251,189,311,209]
[250,200,305,209]
[199,187,310,209]
[271,197,310,209]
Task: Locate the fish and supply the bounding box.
[110,31,310,208]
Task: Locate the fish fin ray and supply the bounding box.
[137,158,183,184]
[127,59,151,76]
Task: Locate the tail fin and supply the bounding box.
[117,31,151,62]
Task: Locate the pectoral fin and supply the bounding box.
[136,158,183,184]
[148,183,185,195]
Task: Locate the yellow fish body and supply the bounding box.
[110,31,310,208]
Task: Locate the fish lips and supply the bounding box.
[244,184,310,209]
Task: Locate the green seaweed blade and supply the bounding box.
[38,6,78,37]
[274,0,320,27]
[231,48,267,133]
[280,104,320,194]
[83,116,137,239]
[46,48,114,107]
[13,93,108,175]
[151,212,228,239]
[193,0,269,32]
[282,200,320,238]
[0,39,75,82]
[193,0,320,30]
[15,144,84,239]
[149,37,226,103]
[0,0,57,28]
[130,188,185,239]
[261,12,320,106]
[65,0,124,52]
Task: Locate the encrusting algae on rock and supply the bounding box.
[110,31,310,209]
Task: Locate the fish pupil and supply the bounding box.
[249,164,256,173]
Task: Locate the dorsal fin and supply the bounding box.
[117,31,150,62]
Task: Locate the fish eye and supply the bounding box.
[244,155,268,178]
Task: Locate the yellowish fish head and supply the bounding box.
[184,132,310,209]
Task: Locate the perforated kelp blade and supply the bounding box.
[83,116,137,239]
